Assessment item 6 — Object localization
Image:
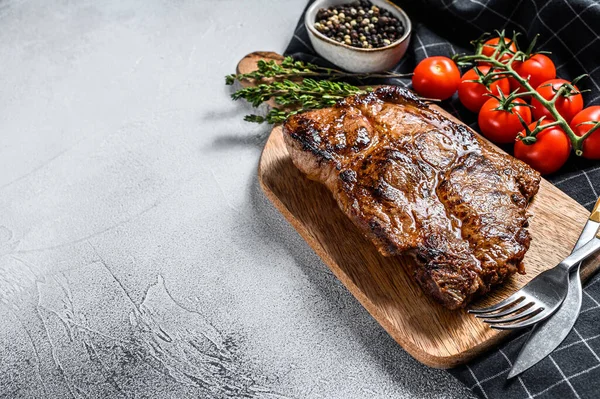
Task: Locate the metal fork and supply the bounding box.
[469,226,600,330]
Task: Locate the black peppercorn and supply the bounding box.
[313,0,405,49]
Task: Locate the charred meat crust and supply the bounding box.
[283,86,541,309]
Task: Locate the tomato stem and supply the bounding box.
[453,49,588,155]
[510,91,534,99]
[579,121,600,142]
[541,120,563,129]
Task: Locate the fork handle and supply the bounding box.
[561,236,600,272]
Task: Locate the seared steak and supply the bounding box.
[283,86,540,309]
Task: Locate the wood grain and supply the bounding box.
[591,198,600,223]
[238,52,600,368]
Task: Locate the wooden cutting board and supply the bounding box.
[237,52,600,368]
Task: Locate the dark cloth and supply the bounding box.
[284,1,600,398]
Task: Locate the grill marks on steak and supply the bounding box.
[283,86,540,309]
[437,154,531,288]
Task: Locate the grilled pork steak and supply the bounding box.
[283,86,540,309]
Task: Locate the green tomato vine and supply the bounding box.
[454,30,600,156]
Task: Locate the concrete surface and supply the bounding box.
[0,1,474,397]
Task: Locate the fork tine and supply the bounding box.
[468,292,525,314]
[474,301,533,319]
[482,306,542,324]
[490,310,550,330]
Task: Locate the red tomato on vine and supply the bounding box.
[458,66,511,113]
[509,54,556,93]
[531,79,583,123]
[514,122,571,175]
[478,97,532,144]
[480,37,517,64]
[570,106,600,160]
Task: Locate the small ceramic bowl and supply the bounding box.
[305,0,412,73]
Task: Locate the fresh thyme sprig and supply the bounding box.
[244,109,301,124]
[229,63,372,124]
[225,56,409,85]
[226,56,413,124]
[232,78,366,107]
[234,79,367,124]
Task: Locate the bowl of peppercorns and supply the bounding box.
[305,0,411,73]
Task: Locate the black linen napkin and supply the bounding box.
[285,1,600,398]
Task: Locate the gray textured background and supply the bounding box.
[0,1,474,397]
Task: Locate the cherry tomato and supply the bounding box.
[458,66,511,113]
[570,106,600,160]
[478,97,532,143]
[481,37,518,64]
[514,121,571,175]
[412,56,461,100]
[531,79,583,123]
[509,54,556,93]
